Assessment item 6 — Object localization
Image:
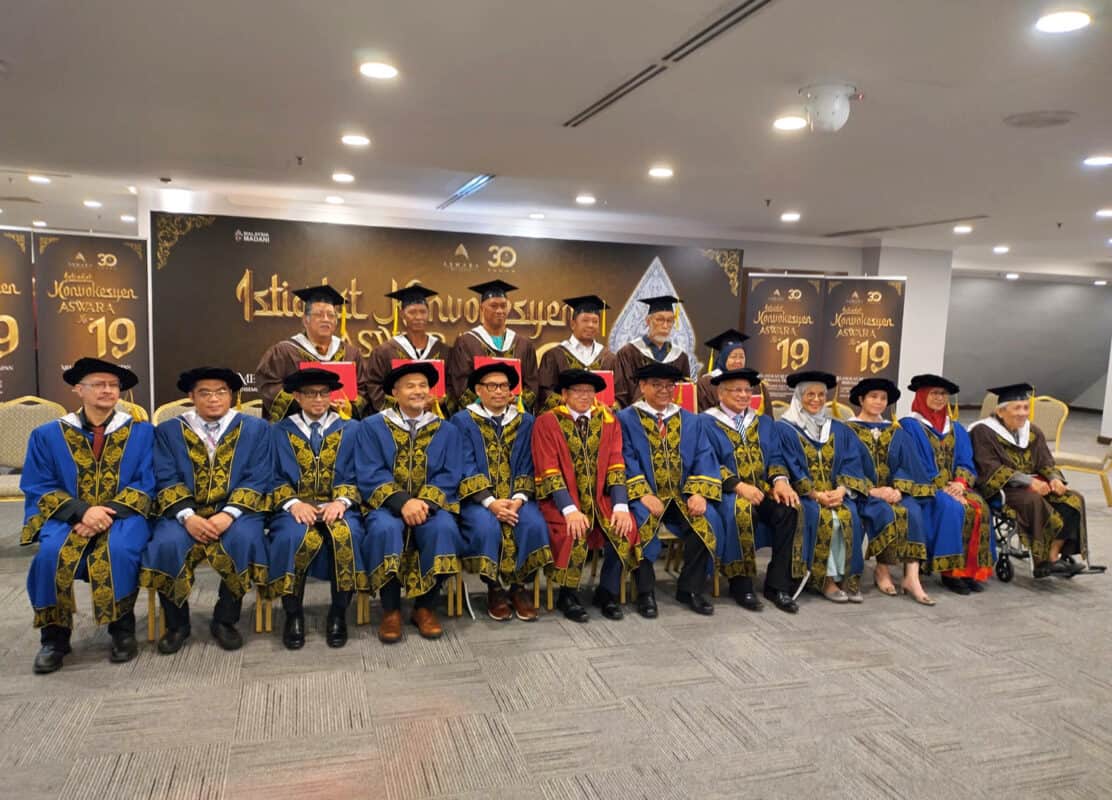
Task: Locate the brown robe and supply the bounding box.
[970,420,1088,564]
[536,339,618,411]
[613,338,691,408]
[696,373,774,417]
[255,335,370,421]
[446,327,539,412]
[364,333,451,411]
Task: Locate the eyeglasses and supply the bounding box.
[477,381,511,391]
[79,381,121,391]
[645,380,676,391]
[719,386,752,395]
[565,386,597,396]
[308,311,338,321]
[297,389,332,399]
[195,388,231,399]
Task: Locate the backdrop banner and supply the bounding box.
[0,231,38,401]
[744,274,826,401]
[33,234,150,409]
[149,212,743,405]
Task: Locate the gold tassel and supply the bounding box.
[392,302,399,336]
[433,398,445,419]
[340,305,348,340]
[601,307,606,337]
[707,351,715,374]
[949,400,959,421]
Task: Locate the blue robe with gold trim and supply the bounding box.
[617,406,722,563]
[356,413,462,598]
[450,407,552,585]
[140,413,271,604]
[20,412,153,628]
[267,416,368,597]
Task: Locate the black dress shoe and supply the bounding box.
[962,578,985,593]
[733,591,764,612]
[676,591,714,616]
[283,612,305,650]
[941,576,971,595]
[636,592,658,619]
[591,589,624,621]
[556,590,590,623]
[32,643,69,674]
[209,620,243,651]
[109,632,138,663]
[1049,558,1085,578]
[762,589,799,614]
[326,610,348,648]
[157,627,191,655]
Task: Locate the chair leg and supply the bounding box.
[446,575,456,617]
[713,567,720,598]
[265,593,273,632]
[546,572,554,611]
[1101,471,1112,507]
[456,573,465,618]
[147,588,157,643]
[533,573,541,610]
[255,589,264,634]
[619,565,627,604]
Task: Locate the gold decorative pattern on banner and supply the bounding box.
[2,231,28,254]
[701,249,741,296]
[123,241,146,260]
[155,214,217,270]
[37,235,60,255]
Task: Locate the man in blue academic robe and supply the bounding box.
[618,362,722,617]
[140,367,272,654]
[21,358,153,673]
[357,362,463,643]
[451,362,552,622]
[268,368,367,649]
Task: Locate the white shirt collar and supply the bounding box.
[968,416,1030,448]
[467,326,516,353]
[291,332,342,361]
[568,407,593,422]
[392,333,441,360]
[290,410,339,439]
[61,409,131,436]
[706,404,754,432]
[634,400,681,420]
[630,337,683,364]
[466,401,519,425]
[183,408,239,441]
[382,407,438,432]
[909,411,951,436]
[560,336,603,365]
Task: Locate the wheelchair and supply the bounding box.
[990,492,1105,582]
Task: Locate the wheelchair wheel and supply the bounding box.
[995,554,1014,583]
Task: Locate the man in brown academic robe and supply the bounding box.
[255,284,371,421]
[364,285,450,411]
[446,279,539,411]
[613,294,692,408]
[537,294,618,411]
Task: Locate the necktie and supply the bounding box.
[656,412,667,440]
[575,415,589,439]
[406,418,418,440]
[309,421,322,455]
[203,421,220,458]
[735,414,745,435]
[90,424,106,460]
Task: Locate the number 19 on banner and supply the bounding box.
[776,337,810,370]
[854,340,891,374]
[86,316,137,359]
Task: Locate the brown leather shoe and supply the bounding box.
[378,609,403,644]
[487,586,512,622]
[509,588,538,621]
[410,607,443,639]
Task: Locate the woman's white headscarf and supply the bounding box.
[781,381,832,443]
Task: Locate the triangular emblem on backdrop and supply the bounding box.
[606,256,701,377]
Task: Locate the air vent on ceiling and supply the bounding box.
[436,174,496,210]
[562,0,778,128]
[0,196,40,204]
[1003,110,1078,129]
[824,214,989,238]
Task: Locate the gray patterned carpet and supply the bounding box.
[2,412,1110,799]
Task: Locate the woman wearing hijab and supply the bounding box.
[898,374,991,595]
[845,378,934,605]
[695,331,773,414]
[776,370,870,603]
[968,384,1087,579]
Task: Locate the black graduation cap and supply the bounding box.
[283,367,343,394]
[292,284,345,308]
[986,382,1034,403]
[710,368,761,387]
[382,361,440,396]
[703,329,750,352]
[907,374,959,395]
[556,369,606,392]
[563,294,610,316]
[635,362,684,382]
[62,357,139,391]
[849,377,900,407]
[469,279,517,302]
[785,370,837,390]
[467,362,521,392]
[385,285,438,308]
[177,366,244,394]
[638,294,681,315]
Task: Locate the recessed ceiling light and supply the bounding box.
[953,224,973,234]
[528,212,545,220]
[332,172,354,183]
[325,195,345,204]
[993,244,1010,254]
[32,220,47,227]
[1035,10,1091,33]
[127,185,138,194]
[1095,280,1109,286]
[780,211,801,222]
[1005,272,1020,280]
[774,115,808,131]
[575,193,596,205]
[120,214,136,222]
[648,165,674,179]
[1083,155,1112,167]
[83,200,102,208]
[359,61,398,80]
[1096,208,1112,218]
[341,134,371,147]
[28,174,50,184]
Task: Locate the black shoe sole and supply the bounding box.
[157,631,191,655]
[109,645,138,663]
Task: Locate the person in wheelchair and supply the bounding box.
[968,383,1087,579]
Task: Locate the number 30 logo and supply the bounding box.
[487,245,517,268]
[787,288,802,300]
